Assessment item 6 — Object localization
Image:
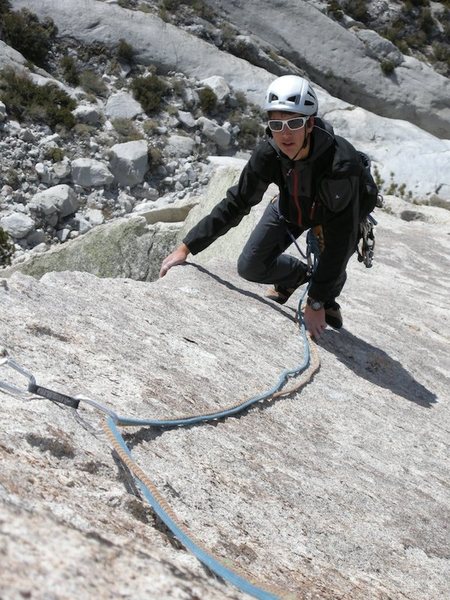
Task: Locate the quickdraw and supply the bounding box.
[357,214,377,269]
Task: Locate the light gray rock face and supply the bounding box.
[105,91,144,120]
[109,140,149,186]
[1,216,180,282]
[202,0,450,139]
[11,0,450,138]
[29,184,79,218]
[71,158,114,188]
[0,194,449,598]
[134,196,199,225]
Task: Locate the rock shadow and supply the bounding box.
[188,263,437,408]
[320,328,438,408]
[189,262,298,323]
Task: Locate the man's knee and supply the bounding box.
[237,252,266,282]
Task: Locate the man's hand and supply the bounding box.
[159,243,190,278]
[303,305,327,339]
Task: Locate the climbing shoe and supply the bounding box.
[324,300,343,329]
[266,269,309,305]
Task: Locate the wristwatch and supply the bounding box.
[307,297,324,311]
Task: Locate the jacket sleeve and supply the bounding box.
[308,176,360,302]
[183,145,275,255]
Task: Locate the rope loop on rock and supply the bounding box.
[0,233,321,600]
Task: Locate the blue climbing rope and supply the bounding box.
[0,231,321,600]
[106,417,280,600]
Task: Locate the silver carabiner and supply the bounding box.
[0,355,36,397]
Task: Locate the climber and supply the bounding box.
[160,75,378,339]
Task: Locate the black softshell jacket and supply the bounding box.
[183,119,364,302]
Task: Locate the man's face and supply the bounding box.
[268,111,314,160]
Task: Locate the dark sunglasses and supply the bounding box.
[267,116,309,132]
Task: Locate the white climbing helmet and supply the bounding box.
[264,75,318,116]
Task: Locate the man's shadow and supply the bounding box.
[189,262,438,409]
[319,328,437,408]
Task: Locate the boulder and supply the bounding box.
[109,140,149,187]
[200,75,231,101]
[105,91,144,120]
[29,185,79,218]
[197,118,231,149]
[0,212,34,239]
[164,134,196,158]
[72,104,104,126]
[71,158,114,188]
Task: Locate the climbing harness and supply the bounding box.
[0,275,319,600]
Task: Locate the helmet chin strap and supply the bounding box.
[292,124,312,161]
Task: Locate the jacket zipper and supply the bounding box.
[288,168,303,227]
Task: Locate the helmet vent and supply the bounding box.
[288,95,300,104]
[269,93,279,102]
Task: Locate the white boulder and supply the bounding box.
[164,135,196,158]
[71,158,114,188]
[200,76,231,101]
[105,91,144,120]
[109,140,149,187]
[0,213,35,239]
[29,185,79,218]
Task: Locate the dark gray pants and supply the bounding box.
[237,199,308,288]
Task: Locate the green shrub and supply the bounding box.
[73,123,95,139]
[433,41,450,63]
[148,146,163,167]
[237,117,264,149]
[372,165,384,189]
[429,195,450,211]
[131,73,168,113]
[45,147,65,162]
[380,59,395,75]
[4,168,20,189]
[198,87,217,114]
[118,0,137,8]
[138,3,152,13]
[142,119,159,135]
[2,9,57,67]
[61,55,79,86]
[0,226,14,267]
[0,68,76,129]
[160,0,178,11]
[418,7,435,35]
[159,0,214,19]
[111,117,143,141]
[117,38,134,63]
[79,69,108,97]
[327,0,344,19]
[0,0,11,15]
[234,92,248,110]
[342,0,370,23]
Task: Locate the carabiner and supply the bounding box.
[0,355,37,397]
